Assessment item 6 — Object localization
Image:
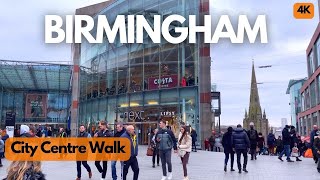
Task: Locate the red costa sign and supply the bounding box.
[148,75,178,90]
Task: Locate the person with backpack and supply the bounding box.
[222,127,235,172]
[156,120,177,180]
[76,125,92,180]
[267,132,276,156]
[247,122,258,160]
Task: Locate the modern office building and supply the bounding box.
[71,0,212,145]
[286,78,306,134]
[298,17,320,136]
[0,60,72,135]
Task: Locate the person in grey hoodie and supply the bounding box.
[156,120,177,180]
[232,124,250,174]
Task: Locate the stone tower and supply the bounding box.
[243,62,269,138]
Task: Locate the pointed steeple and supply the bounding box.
[263,109,266,118]
[248,60,262,119]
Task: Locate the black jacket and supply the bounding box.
[3,168,46,180]
[222,131,233,153]
[96,129,113,137]
[247,129,258,148]
[191,130,197,143]
[282,128,291,145]
[232,128,250,151]
[20,133,32,137]
[114,128,126,137]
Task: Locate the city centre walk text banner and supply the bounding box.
[5,138,131,161]
[25,94,47,118]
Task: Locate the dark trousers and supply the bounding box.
[224,152,234,168]
[152,149,160,165]
[0,156,2,165]
[160,150,172,176]
[123,156,139,180]
[192,142,197,151]
[95,161,108,178]
[279,145,291,160]
[312,147,318,162]
[216,147,221,152]
[236,149,248,170]
[250,148,256,159]
[76,161,91,178]
[210,145,214,151]
[180,152,190,177]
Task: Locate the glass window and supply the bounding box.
[160,44,179,90]
[305,87,310,109]
[309,50,315,76]
[107,97,117,124]
[311,81,317,107]
[317,38,320,67]
[301,92,305,112]
[144,47,160,91]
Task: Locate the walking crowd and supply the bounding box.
[1,121,320,180]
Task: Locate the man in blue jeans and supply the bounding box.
[278,125,294,162]
[112,123,126,180]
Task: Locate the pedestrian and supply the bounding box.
[3,161,46,180]
[121,125,139,180]
[94,120,113,180]
[267,132,276,156]
[257,133,265,155]
[291,143,300,161]
[191,128,197,152]
[310,125,320,164]
[247,122,258,160]
[76,125,92,180]
[0,134,3,167]
[313,133,320,173]
[290,126,301,161]
[59,127,67,138]
[276,136,283,156]
[222,127,235,172]
[151,128,160,168]
[112,122,126,180]
[232,124,250,173]
[156,120,178,180]
[209,134,215,152]
[47,127,52,137]
[177,125,192,180]
[20,125,31,137]
[214,134,222,152]
[1,129,9,158]
[278,125,294,162]
[204,138,210,151]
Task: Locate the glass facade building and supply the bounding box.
[0,60,72,132]
[73,0,212,145]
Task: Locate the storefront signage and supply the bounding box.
[123,111,145,121]
[160,111,175,117]
[5,111,16,126]
[148,75,178,90]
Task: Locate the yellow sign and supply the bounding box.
[5,138,131,161]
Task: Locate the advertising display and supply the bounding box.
[25,94,47,118]
[148,75,178,90]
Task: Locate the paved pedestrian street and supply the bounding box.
[0,146,319,180]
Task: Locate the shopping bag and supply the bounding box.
[304,148,313,158]
[146,147,154,156]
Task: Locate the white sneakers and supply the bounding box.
[100,178,105,180]
[168,172,173,180]
[184,176,189,180]
[161,176,167,180]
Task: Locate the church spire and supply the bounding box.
[248,60,262,119]
[245,109,248,118]
[263,109,266,118]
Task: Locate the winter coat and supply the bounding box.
[267,133,276,146]
[209,136,215,146]
[247,129,258,149]
[310,129,320,146]
[3,168,46,180]
[290,129,298,149]
[156,128,177,151]
[282,127,291,146]
[214,137,222,148]
[232,128,250,151]
[178,133,192,153]
[96,129,113,138]
[314,137,320,158]
[121,131,138,157]
[191,130,197,143]
[222,131,233,153]
[257,136,265,148]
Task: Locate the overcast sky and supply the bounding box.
[0,0,318,127]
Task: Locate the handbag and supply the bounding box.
[146,147,154,156]
[178,149,186,157]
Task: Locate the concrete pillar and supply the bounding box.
[71,43,81,137]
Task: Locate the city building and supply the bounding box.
[71,0,212,145]
[0,60,72,136]
[286,78,306,134]
[243,62,269,138]
[298,21,320,136]
[281,118,288,129]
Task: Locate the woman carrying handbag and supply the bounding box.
[178,126,192,180]
[151,128,160,168]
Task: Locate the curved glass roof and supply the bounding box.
[0,60,72,92]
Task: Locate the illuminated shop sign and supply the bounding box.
[148,75,178,90]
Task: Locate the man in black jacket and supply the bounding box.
[222,127,235,172]
[278,125,294,162]
[112,122,126,180]
[247,122,258,160]
[94,120,113,180]
[76,125,92,180]
[232,124,250,173]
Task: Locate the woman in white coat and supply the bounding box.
[177,126,192,180]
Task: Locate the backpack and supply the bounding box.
[249,130,257,140]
